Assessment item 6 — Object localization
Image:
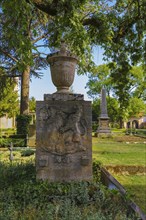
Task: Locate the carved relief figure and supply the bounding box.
[38,104,87,154]
[60,105,87,152]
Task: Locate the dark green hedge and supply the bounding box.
[16,114,32,135]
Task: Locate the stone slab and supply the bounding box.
[36,100,92,182]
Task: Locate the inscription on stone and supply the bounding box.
[53,155,72,164]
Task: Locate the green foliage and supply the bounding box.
[0,137,25,148]
[0,0,48,73]
[16,114,32,135]
[92,97,120,125]
[92,98,100,122]
[0,0,146,117]
[87,64,146,127]
[1,0,145,76]
[0,70,19,117]
[29,96,36,112]
[21,149,35,157]
[1,0,146,115]
[0,1,48,114]
[128,97,146,118]
[0,138,9,148]
[92,122,98,132]
[0,161,137,220]
[86,64,113,99]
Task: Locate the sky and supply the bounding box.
[29,47,104,101]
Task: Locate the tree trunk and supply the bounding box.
[119,117,123,129]
[20,66,30,115]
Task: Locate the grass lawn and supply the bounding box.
[92,135,146,214]
[113,174,146,213]
[93,140,146,166]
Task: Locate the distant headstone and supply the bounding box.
[97,88,111,136]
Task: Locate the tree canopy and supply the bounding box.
[0,0,145,115]
[87,63,146,127]
[1,0,145,74]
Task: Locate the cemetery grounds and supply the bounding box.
[92,130,146,213]
[0,128,146,219]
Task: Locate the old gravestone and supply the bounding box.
[97,87,111,137]
[36,42,92,182]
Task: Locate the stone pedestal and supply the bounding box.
[36,93,92,182]
[97,117,111,137]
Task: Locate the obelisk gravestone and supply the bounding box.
[97,87,111,136]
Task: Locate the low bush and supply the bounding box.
[0,137,25,148]
[0,161,139,220]
[21,149,35,157]
[16,114,32,135]
[0,138,9,148]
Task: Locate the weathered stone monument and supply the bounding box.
[36,42,92,182]
[97,87,111,136]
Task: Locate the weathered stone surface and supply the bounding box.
[44,93,84,101]
[47,41,78,94]
[36,99,92,182]
[100,88,108,118]
[98,118,111,132]
[97,88,111,136]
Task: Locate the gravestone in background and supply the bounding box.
[97,87,111,137]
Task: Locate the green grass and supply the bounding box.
[92,135,146,213]
[0,149,35,163]
[93,138,146,166]
[113,174,146,213]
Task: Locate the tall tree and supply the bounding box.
[28,0,146,64]
[0,0,48,114]
[0,0,145,116]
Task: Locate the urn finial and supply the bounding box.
[59,39,67,55]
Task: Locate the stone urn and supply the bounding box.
[47,41,78,93]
